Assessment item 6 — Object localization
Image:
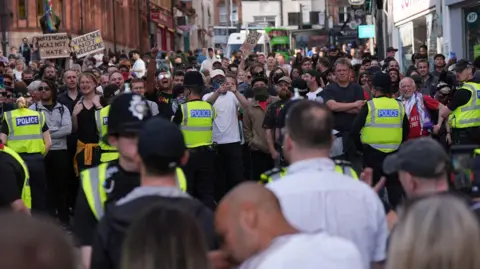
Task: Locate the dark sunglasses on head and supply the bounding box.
[38,86,51,92]
[252,72,265,77]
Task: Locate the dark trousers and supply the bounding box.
[21,153,47,214]
[214,142,245,201]
[184,146,216,210]
[250,150,274,181]
[363,147,405,210]
[45,150,70,225]
[66,135,78,212]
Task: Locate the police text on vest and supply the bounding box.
[377,109,399,117]
[190,109,211,118]
[16,116,39,126]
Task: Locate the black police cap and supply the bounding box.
[107,93,152,137]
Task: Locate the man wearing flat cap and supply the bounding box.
[350,72,410,209]
[439,59,480,145]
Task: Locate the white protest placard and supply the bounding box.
[71,30,105,58]
[240,30,262,54]
[36,33,71,59]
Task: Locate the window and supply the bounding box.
[219,4,227,25]
[310,11,319,24]
[464,6,480,61]
[253,16,275,23]
[37,0,45,16]
[18,0,27,19]
[288,12,299,26]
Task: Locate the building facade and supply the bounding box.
[6,0,150,54]
[443,0,480,61]
[150,0,175,51]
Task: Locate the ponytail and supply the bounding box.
[16,97,28,108]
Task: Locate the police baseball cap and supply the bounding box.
[453,59,474,73]
[107,93,152,137]
[383,137,450,178]
[372,72,391,93]
[138,117,186,168]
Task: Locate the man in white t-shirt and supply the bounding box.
[214,182,363,269]
[129,50,146,78]
[203,70,249,199]
[302,70,323,100]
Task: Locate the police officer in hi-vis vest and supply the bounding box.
[0,97,51,213]
[95,84,120,163]
[350,72,410,209]
[439,59,480,145]
[173,71,217,209]
[73,93,187,269]
[0,140,32,215]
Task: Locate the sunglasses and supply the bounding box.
[38,86,51,92]
[158,73,171,80]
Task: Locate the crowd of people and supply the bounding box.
[1,40,480,269]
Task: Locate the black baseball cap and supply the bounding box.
[107,93,152,137]
[251,76,268,87]
[386,47,398,52]
[383,137,449,178]
[453,59,474,73]
[138,117,186,167]
[372,72,391,93]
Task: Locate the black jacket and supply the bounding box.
[90,187,217,269]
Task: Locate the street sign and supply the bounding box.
[358,25,375,38]
[348,0,365,4]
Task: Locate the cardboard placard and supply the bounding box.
[36,33,71,59]
[240,30,262,53]
[72,30,105,58]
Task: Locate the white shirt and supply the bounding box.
[202,91,241,144]
[267,158,388,269]
[132,58,146,78]
[239,233,363,269]
[306,87,323,100]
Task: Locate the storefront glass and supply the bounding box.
[464,5,480,61]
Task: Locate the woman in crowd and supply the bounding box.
[121,205,210,269]
[387,194,480,269]
[72,72,104,175]
[358,72,372,100]
[290,66,301,80]
[388,68,401,96]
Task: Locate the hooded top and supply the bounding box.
[200,47,219,72]
[90,186,217,269]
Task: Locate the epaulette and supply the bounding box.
[262,167,284,177]
[334,159,352,166]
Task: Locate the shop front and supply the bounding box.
[444,0,480,60]
[393,0,437,72]
[150,7,174,51]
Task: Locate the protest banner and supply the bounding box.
[240,30,262,54]
[72,30,105,58]
[36,33,70,59]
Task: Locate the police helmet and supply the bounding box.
[107,93,152,137]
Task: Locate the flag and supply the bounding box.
[40,0,61,33]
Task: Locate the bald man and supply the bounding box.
[398,77,445,140]
[214,182,363,269]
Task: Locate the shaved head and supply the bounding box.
[215,182,293,265]
[399,77,416,98]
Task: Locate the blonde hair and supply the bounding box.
[16,97,28,108]
[79,72,98,86]
[387,195,480,269]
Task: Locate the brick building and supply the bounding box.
[3,0,150,55]
[213,0,242,26]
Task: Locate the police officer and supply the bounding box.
[349,72,410,209]
[73,93,187,269]
[0,97,51,213]
[95,84,120,163]
[0,140,31,215]
[173,71,216,209]
[90,117,217,269]
[439,59,480,145]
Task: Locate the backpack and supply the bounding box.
[34,102,65,126]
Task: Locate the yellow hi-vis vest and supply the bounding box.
[449,82,480,129]
[180,101,216,148]
[3,108,46,154]
[360,98,404,153]
[95,106,119,163]
[260,160,359,184]
[80,163,188,220]
[0,145,32,208]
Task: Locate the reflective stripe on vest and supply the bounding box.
[360,98,404,153]
[81,163,188,220]
[95,106,119,163]
[450,83,480,128]
[261,165,358,183]
[0,145,32,208]
[180,102,215,148]
[4,109,45,154]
